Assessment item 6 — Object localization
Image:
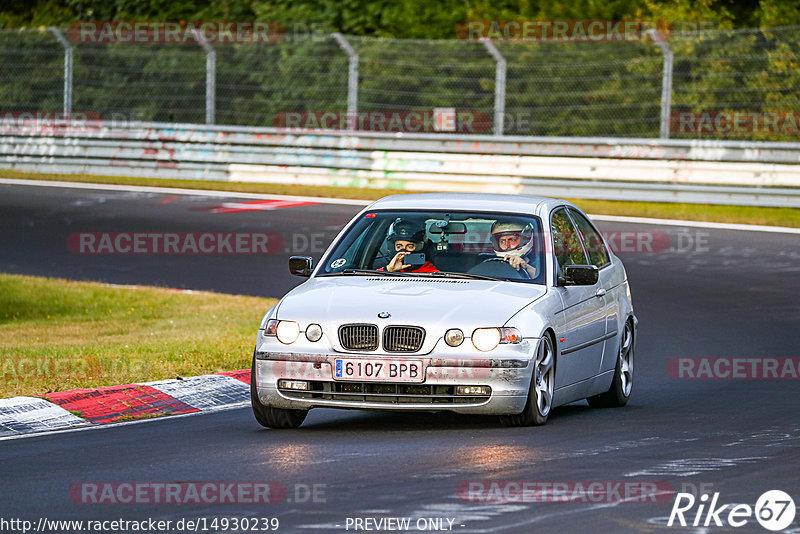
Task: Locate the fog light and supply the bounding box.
[456,386,490,396]
[276,320,300,344]
[445,328,464,347]
[278,379,309,391]
[305,323,323,342]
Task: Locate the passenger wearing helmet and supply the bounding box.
[380,219,438,273]
[490,220,537,278]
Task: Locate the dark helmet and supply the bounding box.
[386,219,426,247]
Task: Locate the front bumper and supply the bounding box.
[254,346,535,415]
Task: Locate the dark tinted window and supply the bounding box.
[551,208,588,277]
[568,208,610,267]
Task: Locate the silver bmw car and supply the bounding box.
[251,193,636,428]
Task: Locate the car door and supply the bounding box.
[551,207,607,386]
[567,208,618,375]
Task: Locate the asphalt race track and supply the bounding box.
[2,182,799,533]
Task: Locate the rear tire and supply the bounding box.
[587,319,634,408]
[250,353,308,429]
[499,333,555,426]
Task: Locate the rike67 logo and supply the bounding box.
[668,490,796,531]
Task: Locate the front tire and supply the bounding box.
[250,353,308,429]
[500,333,555,426]
[587,319,634,408]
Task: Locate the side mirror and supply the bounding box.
[289,256,313,277]
[564,265,598,286]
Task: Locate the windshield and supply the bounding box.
[319,210,546,284]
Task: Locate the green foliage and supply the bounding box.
[2,0,798,34]
[757,0,800,27]
[0,29,64,111]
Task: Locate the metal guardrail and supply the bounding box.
[0,122,798,207]
[5,120,800,162]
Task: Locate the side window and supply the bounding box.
[324,218,383,271]
[551,208,588,276]
[568,209,610,268]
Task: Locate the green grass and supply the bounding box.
[563,198,800,228]
[0,169,422,201]
[3,169,798,228]
[0,273,277,398]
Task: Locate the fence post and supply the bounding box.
[332,33,359,129]
[482,41,506,136]
[192,29,216,124]
[648,29,673,139]
[48,27,73,117]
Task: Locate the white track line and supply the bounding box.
[589,214,800,234]
[0,401,250,442]
[2,177,798,234]
[0,178,372,206]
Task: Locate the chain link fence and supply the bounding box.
[1,25,799,140]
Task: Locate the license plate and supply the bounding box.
[334,358,424,382]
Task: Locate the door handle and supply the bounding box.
[595,288,606,298]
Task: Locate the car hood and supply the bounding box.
[275,275,546,352]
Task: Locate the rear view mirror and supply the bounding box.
[428,221,467,234]
[564,265,598,286]
[289,256,313,277]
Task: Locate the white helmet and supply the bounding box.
[491,221,535,259]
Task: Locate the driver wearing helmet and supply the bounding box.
[380,219,438,273]
[490,221,537,278]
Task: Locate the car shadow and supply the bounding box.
[289,402,596,432]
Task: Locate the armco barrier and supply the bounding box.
[1,122,799,206]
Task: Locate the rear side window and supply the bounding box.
[568,209,610,267]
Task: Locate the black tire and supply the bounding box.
[587,319,634,408]
[250,353,308,429]
[499,333,556,426]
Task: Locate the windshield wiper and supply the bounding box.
[322,269,499,281]
[323,268,414,277]
[426,271,501,281]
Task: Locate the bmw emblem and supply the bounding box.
[377,311,391,319]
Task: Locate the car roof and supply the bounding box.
[366,193,576,215]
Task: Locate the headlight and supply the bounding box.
[445,328,464,347]
[275,321,300,344]
[471,327,522,351]
[305,323,323,342]
[472,328,501,352]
